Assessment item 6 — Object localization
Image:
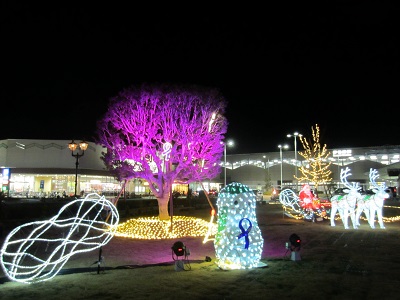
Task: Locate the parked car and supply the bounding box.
[385,187,397,199]
[333,188,347,195]
[252,189,265,204]
[270,187,281,202]
[361,187,396,200]
[208,189,218,198]
[362,189,375,196]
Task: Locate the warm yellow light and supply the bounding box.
[114,216,217,240]
[68,140,78,151]
[79,141,89,151]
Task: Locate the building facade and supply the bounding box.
[1,139,399,198]
[0,139,120,198]
[223,146,400,193]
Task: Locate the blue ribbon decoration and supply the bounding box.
[237,218,252,249]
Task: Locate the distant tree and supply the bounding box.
[96,83,228,220]
[296,124,332,192]
[264,171,273,194]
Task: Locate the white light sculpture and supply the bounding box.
[355,168,388,229]
[0,193,119,284]
[214,182,265,270]
[330,167,360,229]
[278,188,302,212]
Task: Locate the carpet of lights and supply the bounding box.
[114,216,217,240]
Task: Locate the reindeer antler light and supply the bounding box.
[369,168,386,191]
[340,167,360,192]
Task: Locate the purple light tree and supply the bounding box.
[96,83,228,220]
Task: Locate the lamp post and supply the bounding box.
[287,132,302,190]
[224,140,234,187]
[263,155,270,176]
[68,140,88,197]
[278,144,289,189]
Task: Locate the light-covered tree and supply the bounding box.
[296,124,332,191]
[96,83,228,220]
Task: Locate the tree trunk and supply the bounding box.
[157,194,170,220]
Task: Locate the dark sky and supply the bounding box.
[1,3,399,154]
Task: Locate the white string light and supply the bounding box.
[0,193,119,284]
[214,182,264,270]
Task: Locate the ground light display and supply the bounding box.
[279,167,400,228]
[214,182,265,270]
[0,193,119,284]
[114,215,216,240]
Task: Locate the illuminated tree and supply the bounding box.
[296,124,332,192]
[96,83,228,220]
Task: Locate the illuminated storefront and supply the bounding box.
[8,173,122,198]
[1,139,399,198]
[0,139,126,198]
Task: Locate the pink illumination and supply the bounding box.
[96,83,228,220]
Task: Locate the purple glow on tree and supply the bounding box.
[96,83,228,220]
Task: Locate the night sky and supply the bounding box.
[1,3,399,154]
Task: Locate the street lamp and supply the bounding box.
[263,155,270,173]
[278,144,289,189]
[68,140,88,197]
[287,132,302,189]
[224,140,234,187]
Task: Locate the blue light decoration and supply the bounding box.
[0,193,119,284]
[2,168,10,194]
[214,182,265,270]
